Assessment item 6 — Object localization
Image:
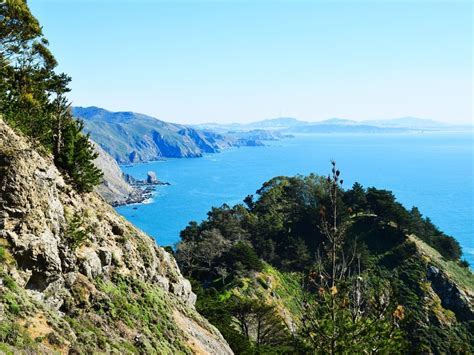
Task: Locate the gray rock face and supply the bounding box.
[123,173,138,185]
[92,141,149,206]
[0,118,232,354]
[146,171,159,184]
[427,265,474,321]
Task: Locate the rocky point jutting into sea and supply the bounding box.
[92,140,170,206]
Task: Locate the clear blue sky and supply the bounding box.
[30,0,472,124]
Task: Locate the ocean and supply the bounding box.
[116,132,474,266]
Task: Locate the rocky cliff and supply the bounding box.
[92,141,148,206]
[0,119,232,354]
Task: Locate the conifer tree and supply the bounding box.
[0,0,102,192]
[302,161,407,353]
[55,118,102,193]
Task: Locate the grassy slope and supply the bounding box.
[409,234,474,293]
[220,263,305,331]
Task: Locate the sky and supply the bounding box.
[29,0,472,124]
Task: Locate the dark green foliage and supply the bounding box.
[228,296,291,348]
[430,232,462,261]
[2,274,17,290]
[177,172,472,354]
[249,175,331,270]
[302,163,408,354]
[223,241,263,274]
[366,188,410,228]
[343,181,367,214]
[408,207,461,260]
[163,246,174,255]
[303,280,407,353]
[179,175,463,276]
[350,216,406,255]
[192,282,299,354]
[192,283,254,353]
[0,0,102,193]
[54,119,102,192]
[383,244,473,353]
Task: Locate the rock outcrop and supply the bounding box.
[92,141,150,206]
[92,142,170,206]
[123,171,169,187]
[0,119,232,354]
[427,265,474,321]
[146,171,159,185]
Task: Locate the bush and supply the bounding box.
[0,321,33,348]
[54,119,103,192]
[223,241,263,273]
[431,235,462,261]
[2,274,16,290]
[66,212,91,250]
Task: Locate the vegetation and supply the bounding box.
[0,0,102,192]
[74,275,190,354]
[0,270,198,353]
[190,267,304,354]
[302,162,407,353]
[176,163,473,353]
[1,1,472,354]
[65,212,92,250]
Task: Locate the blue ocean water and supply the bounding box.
[116,132,474,265]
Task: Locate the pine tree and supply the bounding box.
[55,118,103,193]
[302,161,407,353]
[1,0,102,193]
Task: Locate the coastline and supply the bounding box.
[111,182,169,207]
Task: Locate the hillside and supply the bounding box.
[74,107,262,164]
[175,174,474,353]
[0,119,232,354]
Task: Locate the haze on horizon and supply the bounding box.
[31,0,472,125]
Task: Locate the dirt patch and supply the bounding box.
[19,312,52,339]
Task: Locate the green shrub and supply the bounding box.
[65,213,91,250]
[224,241,263,273]
[0,322,21,344]
[0,321,32,348]
[2,275,16,290]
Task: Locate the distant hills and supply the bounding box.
[73,106,265,164]
[195,116,471,133]
[364,117,452,129]
[75,106,471,164]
